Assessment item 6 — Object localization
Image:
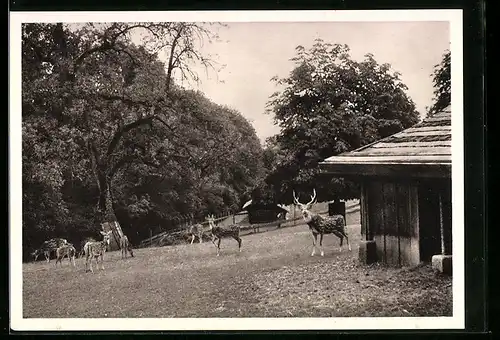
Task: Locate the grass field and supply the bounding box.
[22,212,452,318]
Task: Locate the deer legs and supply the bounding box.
[311,232,320,256]
[215,238,221,256]
[212,236,242,256]
[334,231,352,252]
[190,234,195,245]
[311,232,352,256]
[310,232,326,256]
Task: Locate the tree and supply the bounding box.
[265,39,420,204]
[22,22,223,224]
[428,49,451,116]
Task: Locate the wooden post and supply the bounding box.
[439,192,445,255]
[233,213,235,224]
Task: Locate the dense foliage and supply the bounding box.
[22,22,263,257]
[428,50,451,116]
[262,39,421,204]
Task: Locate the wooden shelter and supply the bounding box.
[242,200,289,224]
[319,105,452,271]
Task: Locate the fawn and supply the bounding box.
[55,243,76,267]
[187,223,204,244]
[119,234,134,259]
[32,238,69,263]
[85,231,112,273]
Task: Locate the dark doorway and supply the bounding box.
[418,182,442,262]
[328,201,346,224]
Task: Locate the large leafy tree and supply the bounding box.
[22,22,264,251]
[428,49,451,116]
[22,22,222,224]
[265,39,420,203]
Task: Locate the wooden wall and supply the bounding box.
[363,180,420,267]
[362,178,452,267]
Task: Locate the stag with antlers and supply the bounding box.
[206,214,242,256]
[293,189,351,256]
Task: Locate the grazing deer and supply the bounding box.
[206,214,242,256]
[32,238,70,263]
[293,189,351,256]
[55,244,76,267]
[119,234,134,259]
[187,223,204,244]
[84,231,112,273]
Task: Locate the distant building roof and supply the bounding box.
[319,105,452,179]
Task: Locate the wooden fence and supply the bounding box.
[137,201,360,249]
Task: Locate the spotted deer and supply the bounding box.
[119,234,134,259]
[55,243,76,267]
[187,223,204,244]
[293,189,351,256]
[84,231,112,273]
[206,214,242,256]
[32,238,69,263]
[78,237,96,259]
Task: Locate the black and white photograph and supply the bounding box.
[9,10,464,331]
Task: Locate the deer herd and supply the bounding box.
[30,189,351,272]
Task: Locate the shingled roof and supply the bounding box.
[318,105,452,179]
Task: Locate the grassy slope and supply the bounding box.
[23,211,452,318]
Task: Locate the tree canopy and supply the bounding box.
[22,22,263,257]
[263,39,420,204]
[428,49,451,116]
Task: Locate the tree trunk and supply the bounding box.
[96,175,117,223]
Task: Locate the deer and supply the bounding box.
[119,234,134,259]
[293,189,351,256]
[187,223,204,244]
[31,238,70,263]
[55,243,76,267]
[78,237,96,259]
[84,230,112,273]
[206,214,242,256]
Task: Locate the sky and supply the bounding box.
[151,21,450,144]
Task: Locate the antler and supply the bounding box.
[306,188,317,207]
[292,190,300,205]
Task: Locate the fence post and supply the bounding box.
[233,213,235,224]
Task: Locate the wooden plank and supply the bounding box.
[319,162,452,179]
[396,183,410,266]
[360,182,369,239]
[368,182,385,263]
[323,154,451,163]
[383,183,399,266]
[371,141,452,149]
[397,129,451,137]
[408,185,420,265]
[385,236,400,267]
[357,147,451,156]
[404,126,451,133]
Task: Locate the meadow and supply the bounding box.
[22,211,452,318]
